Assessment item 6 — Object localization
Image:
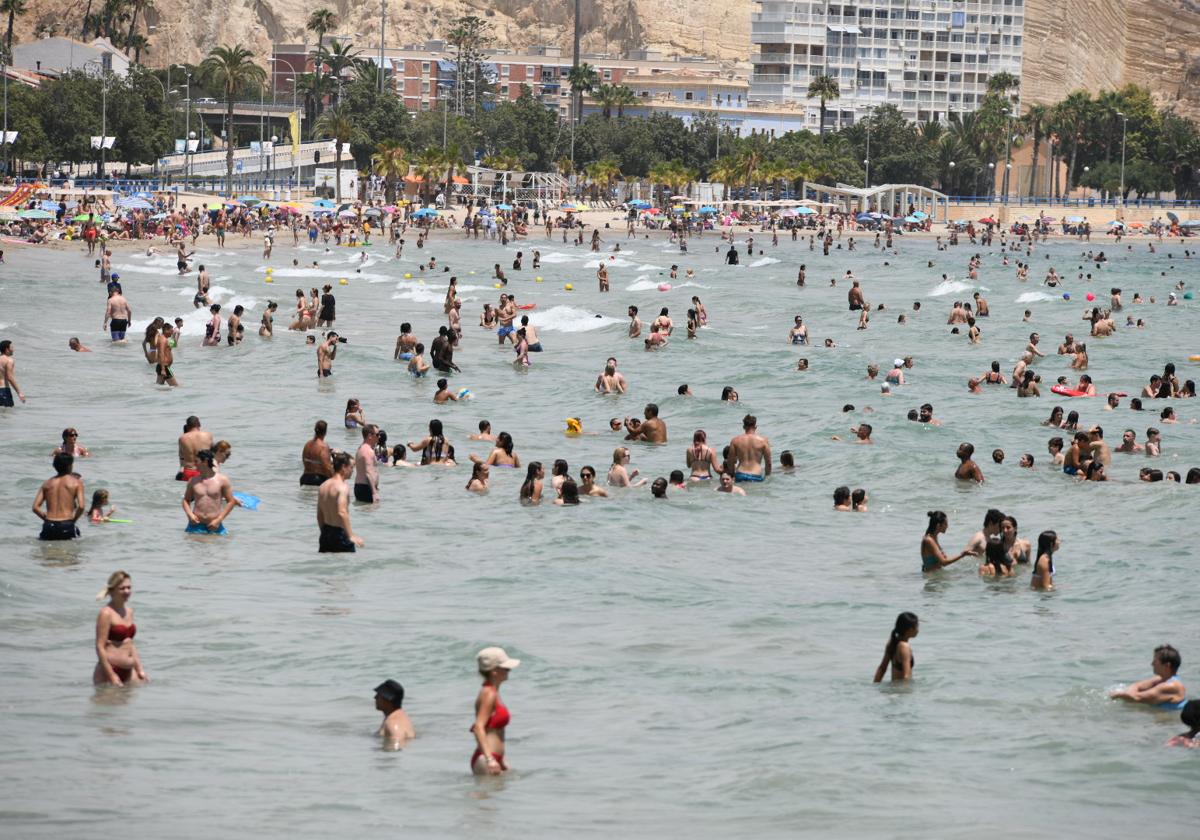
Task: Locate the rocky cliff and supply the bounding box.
[14,0,1200,120]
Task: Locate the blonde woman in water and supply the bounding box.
[94,570,148,686]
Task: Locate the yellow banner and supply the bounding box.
[289,111,300,157]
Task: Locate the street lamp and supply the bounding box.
[287,77,300,189]
[1116,110,1128,206]
[1002,108,1017,203]
[947,160,955,195]
[270,135,278,191]
[1083,165,1090,202]
[863,104,873,189]
[988,161,995,199]
[85,60,111,181]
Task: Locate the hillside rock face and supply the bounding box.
[15,0,1200,119]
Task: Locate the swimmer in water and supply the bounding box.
[873,612,918,682]
[1110,645,1187,709]
[374,679,414,748]
[921,510,966,571]
[93,570,148,686]
[471,647,519,774]
[1166,701,1200,748]
[955,443,984,483]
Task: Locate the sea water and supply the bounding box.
[1,229,1198,838]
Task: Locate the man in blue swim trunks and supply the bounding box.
[182,450,236,535]
[496,294,517,345]
[728,414,772,482]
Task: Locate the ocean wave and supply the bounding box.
[747,256,781,267]
[535,251,576,264]
[928,279,973,297]
[1015,291,1059,303]
[532,305,622,333]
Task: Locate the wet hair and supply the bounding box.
[89,489,109,516]
[96,570,131,601]
[669,469,685,484]
[392,445,408,465]
[907,409,919,421]
[520,461,543,500]
[185,415,201,431]
[52,453,74,475]
[842,404,855,412]
[883,612,919,670]
[926,510,947,535]
[429,419,443,437]
[1065,410,1079,427]
[1186,467,1200,484]
[677,384,689,395]
[478,420,491,432]
[436,378,448,390]
[552,459,569,477]
[780,450,794,467]
[362,424,378,441]
[1181,700,1200,736]
[196,449,215,466]
[400,322,412,333]
[650,477,667,498]
[560,477,581,504]
[1048,406,1063,423]
[1155,644,1182,674]
[1048,436,1064,453]
[985,534,1011,575]
[742,414,756,430]
[645,403,659,418]
[488,431,512,457]
[721,386,736,401]
[833,485,850,506]
[466,461,487,489]
[851,488,867,508]
[983,508,1005,529]
[1141,468,1163,482]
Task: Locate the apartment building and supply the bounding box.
[750,0,1025,130]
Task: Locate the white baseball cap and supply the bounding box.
[894,358,904,367]
[477,646,520,672]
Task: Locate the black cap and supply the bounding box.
[374,679,404,707]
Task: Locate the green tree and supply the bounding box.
[199,44,266,195]
[306,8,337,117]
[986,71,1019,96]
[341,73,410,170]
[1021,103,1050,197]
[446,15,493,115]
[1,0,27,58]
[316,39,361,107]
[371,140,408,203]
[807,74,840,136]
[313,104,366,203]
[568,62,599,126]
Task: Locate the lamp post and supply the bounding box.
[1083,165,1090,203]
[182,72,193,186]
[988,161,995,199]
[270,134,278,192]
[86,60,111,181]
[947,160,955,195]
[1116,110,1128,206]
[288,77,299,190]
[2,55,9,178]
[1002,108,1016,203]
[863,105,873,189]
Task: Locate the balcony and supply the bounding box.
[755,52,796,64]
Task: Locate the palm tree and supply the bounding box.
[1021,103,1049,198]
[2,0,27,58]
[567,62,599,124]
[124,0,153,58]
[306,8,337,117]
[317,39,362,107]
[127,32,149,64]
[372,140,408,204]
[1053,91,1091,196]
[293,72,331,133]
[412,146,448,205]
[987,71,1019,96]
[313,105,365,203]
[647,160,674,207]
[585,157,620,201]
[593,83,619,119]
[708,155,739,202]
[355,59,384,89]
[807,74,840,136]
[613,85,637,118]
[199,44,267,196]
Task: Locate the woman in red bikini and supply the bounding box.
[93,571,148,687]
[471,646,519,774]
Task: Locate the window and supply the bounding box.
[685,91,693,100]
[501,65,509,76]
[603,69,612,80]
[421,61,430,73]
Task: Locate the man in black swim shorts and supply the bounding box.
[317,451,363,552]
[33,453,85,540]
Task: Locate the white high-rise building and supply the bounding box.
[750,0,1025,131]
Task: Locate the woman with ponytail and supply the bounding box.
[873,612,919,682]
[1031,530,1059,590]
[921,510,964,571]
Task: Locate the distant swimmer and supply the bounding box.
[727,414,772,482]
[471,647,520,774]
[873,612,918,682]
[1110,645,1187,710]
[32,453,85,540]
[300,420,333,486]
[93,570,148,686]
[374,679,414,749]
[955,442,984,483]
[318,451,364,552]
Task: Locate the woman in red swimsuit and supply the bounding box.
[471,646,519,774]
[93,570,148,687]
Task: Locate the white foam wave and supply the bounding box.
[535,251,577,264]
[747,256,780,267]
[1015,291,1058,303]
[625,278,668,292]
[636,263,664,271]
[583,258,637,268]
[532,306,622,333]
[928,279,973,297]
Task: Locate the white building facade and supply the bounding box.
[750,0,1025,130]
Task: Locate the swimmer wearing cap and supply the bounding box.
[885,360,905,386]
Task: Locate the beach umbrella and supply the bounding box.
[628,199,651,208]
[237,195,261,205]
[117,197,154,210]
[71,212,93,222]
[978,216,996,223]
[1040,216,1057,222]
[1181,219,1200,228]
[1107,220,1125,227]
[911,210,928,219]
[1065,215,1085,223]
[150,212,169,220]
[904,215,921,223]
[796,206,817,215]
[364,208,382,217]
[39,200,61,212]
[1166,211,1179,223]
[669,194,686,200]
[496,203,513,210]
[312,198,336,209]
[19,208,54,220]
[856,213,874,223]
[382,205,398,213]
[411,207,438,218]
[699,206,718,214]
[339,209,358,218]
